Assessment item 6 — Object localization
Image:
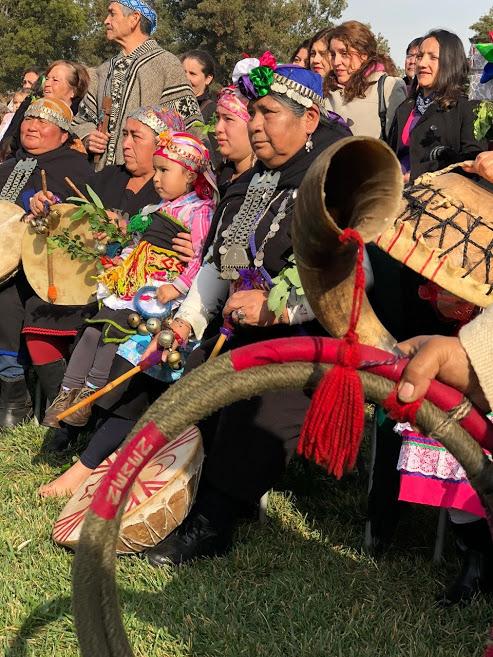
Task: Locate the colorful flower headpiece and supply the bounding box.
[237,52,329,117]
[117,0,157,34]
[24,97,73,132]
[130,105,185,136]
[154,130,218,202]
[476,33,493,85]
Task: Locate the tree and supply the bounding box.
[0,0,87,92]
[173,0,348,83]
[470,7,493,42]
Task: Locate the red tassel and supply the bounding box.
[382,387,422,425]
[47,285,58,303]
[298,228,366,478]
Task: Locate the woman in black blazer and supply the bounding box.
[388,29,486,182]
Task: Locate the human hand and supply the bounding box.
[156,284,180,304]
[85,130,109,154]
[462,152,493,183]
[397,335,488,411]
[30,190,57,217]
[141,318,191,363]
[223,290,276,327]
[172,232,194,263]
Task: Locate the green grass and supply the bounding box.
[0,420,491,657]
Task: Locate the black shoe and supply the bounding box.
[436,547,491,607]
[44,424,81,453]
[33,359,66,406]
[146,512,233,567]
[0,375,32,428]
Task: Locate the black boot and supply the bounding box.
[33,359,66,405]
[146,483,240,567]
[0,375,32,428]
[44,424,81,453]
[436,519,493,607]
[146,510,234,567]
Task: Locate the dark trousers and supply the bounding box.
[186,337,311,506]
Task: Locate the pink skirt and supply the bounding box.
[398,431,488,517]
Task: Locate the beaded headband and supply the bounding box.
[237,52,329,118]
[24,97,73,132]
[116,0,157,34]
[129,105,185,135]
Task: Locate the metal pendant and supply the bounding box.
[220,245,250,280]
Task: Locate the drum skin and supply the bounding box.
[52,425,203,554]
[21,203,98,305]
[0,200,27,284]
[376,173,493,308]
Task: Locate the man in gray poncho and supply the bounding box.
[72,0,202,170]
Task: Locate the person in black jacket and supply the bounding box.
[388,29,486,183]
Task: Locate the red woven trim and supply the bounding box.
[90,420,168,520]
[229,336,493,450]
[21,327,78,337]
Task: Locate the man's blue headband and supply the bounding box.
[117,0,157,35]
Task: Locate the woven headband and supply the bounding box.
[117,0,157,34]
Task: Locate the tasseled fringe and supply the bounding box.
[298,228,366,479]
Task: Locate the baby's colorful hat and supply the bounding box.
[154,130,218,201]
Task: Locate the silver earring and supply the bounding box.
[305,135,313,152]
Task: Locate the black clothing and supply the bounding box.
[388,95,486,182]
[0,144,92,355]
[188,119,350,508]
[0,143,92,210]
[196,90,216,125]
[88,165,159,217]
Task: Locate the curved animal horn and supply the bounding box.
[293,136,403,352]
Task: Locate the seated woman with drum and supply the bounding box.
[0,97,93,427]
[135,57,351,566]
[25,106,194,425]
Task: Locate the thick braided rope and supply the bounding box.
[72,356,491,657]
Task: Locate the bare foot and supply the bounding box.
[39,460,94,498]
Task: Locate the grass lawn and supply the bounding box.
[0,419,491,657]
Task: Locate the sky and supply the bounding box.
[339,0,492,66]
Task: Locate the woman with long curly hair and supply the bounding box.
[326,20,406,139]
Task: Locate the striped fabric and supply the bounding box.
[72,40,202,170]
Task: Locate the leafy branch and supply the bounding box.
[267,254,304,319]
[474,101,493,141]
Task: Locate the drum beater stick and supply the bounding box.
[64,177,89,203]
[41,170,58,303]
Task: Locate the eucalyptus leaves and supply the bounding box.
[474,101,493,141]
[267,255,304,319]
[47,185,129,263]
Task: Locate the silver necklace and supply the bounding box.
[0,158,37,203]
[219,170,281,279]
